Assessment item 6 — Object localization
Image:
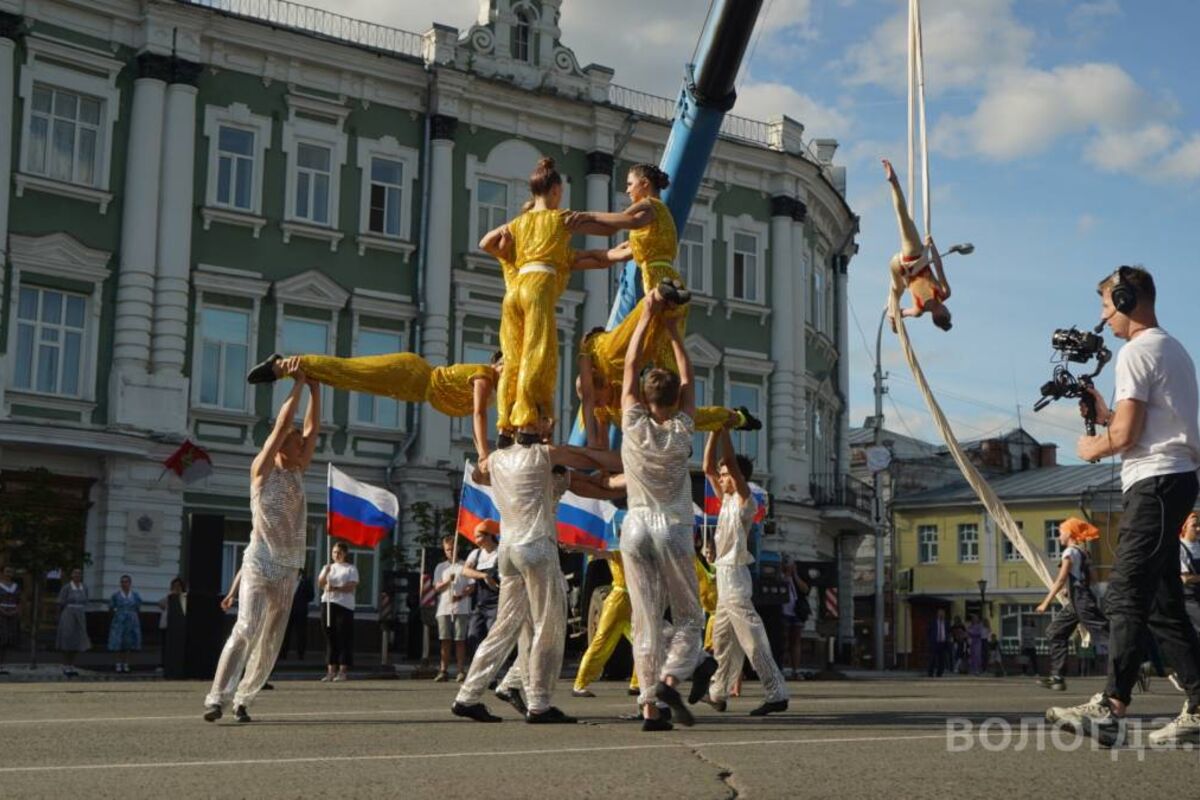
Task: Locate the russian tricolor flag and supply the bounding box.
[327,464,398,548]
[701,480,769,524]
[456,462,619,551]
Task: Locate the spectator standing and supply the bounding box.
[1020,616,1040,677]
[987,632,1006,677]
[781,559,810,679]
[950,616,967,673]
[462,520,501,661]
[157,577,185,672]
[318,541,358,682]
[967,614,984,675]
[56,567,90,677]
[281,568,316,661]
[927,608,951,677]
[0,565,21,675]
[107,574,143,673]
[1181,512,1200,634]
[433,534,471,682]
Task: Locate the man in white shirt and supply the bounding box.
[433,535,472,682]
[1048,266,1200,747]
[619,294,706,732]
[695,426,788,716]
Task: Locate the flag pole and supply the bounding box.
[419,542,429,663]
[326,464,333,629]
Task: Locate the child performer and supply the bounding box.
[883,159,952,332]
[1036,518,1108,692]
[694,426,789,716]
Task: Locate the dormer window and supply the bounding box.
[512,6,535,64]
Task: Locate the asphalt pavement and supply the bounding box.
[1,674,1197,798]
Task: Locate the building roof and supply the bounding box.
[848,425,940,460]
[892,463,1121,509]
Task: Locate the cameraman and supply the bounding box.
[1047,266,1200,747]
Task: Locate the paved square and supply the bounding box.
[1,675,1196,798]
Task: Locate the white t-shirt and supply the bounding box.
[319,562,359,611]
[1112,328,1200,490]
[466,547,500,573]
[712,493,757,568]
[1182,539,1200,575]
[433,561,471,616]
[487,445,562,547]
[1061,545,1085,583]
[620,404,695,525]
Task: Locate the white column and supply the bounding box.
[791,200,810,497]
[152,77,199,376]
[0,30,16,269]
[416,114,456,463]
[112,69,166,368]
[582,152,613,331]
[768,197,797,496]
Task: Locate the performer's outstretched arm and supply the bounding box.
[253,359,307,483]
[719,428,752,503]
[621,292,660,413]
[299,378,320,468]
[566,201,655,235]
[665,313,695,419]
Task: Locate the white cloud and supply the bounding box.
[1077,213,1098,235]
[842,0,1033,95]
[1082,123,1175,173]
[1155,134,1200,181]
[735,82,852,140]
[1067,0,1122,36]
[935,63,1156,160]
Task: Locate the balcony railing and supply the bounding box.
[810,472,875,515]
[179,0,425,60]
[606,83,776,148]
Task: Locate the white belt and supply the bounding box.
[518,262,556,276]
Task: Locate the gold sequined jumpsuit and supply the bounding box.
[294,354,494,418]
[498,210,573,431]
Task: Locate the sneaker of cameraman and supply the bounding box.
[1047,266,1200,748]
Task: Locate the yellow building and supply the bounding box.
[891,463,1121,670]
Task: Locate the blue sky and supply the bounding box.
[324,0,1200,461]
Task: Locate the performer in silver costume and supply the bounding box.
[204,359,319,723]
[618,294,706,732]
[452,435,612,723]
[696,426,789,716]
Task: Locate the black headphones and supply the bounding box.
[1110,265,1137,315]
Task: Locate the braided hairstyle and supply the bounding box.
[630,163,670,193]
[529,157,563,197]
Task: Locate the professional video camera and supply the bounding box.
[1033,326,1111,434]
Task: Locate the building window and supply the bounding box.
[26,84,101,187]
[294,142,332,225]
[1000,602,1050,655]
[729,381,762,465]
[679,221,708,295]
[198,306,251,411]
[731,232,759,301]
[512,8,534,63]
[918,525,938,564]
[368,158,404,236]
[811,264,825,331]
[458,341,499,443]
[1045,519,1064,561]
[476,179,509,241]
[13,286,86,396]
[1003,521,1026,562]
[354,328,403,428]
[215,126,255,211]
[958,523,979,563]
[275,316,330,418]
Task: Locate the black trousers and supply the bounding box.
[280,611,308,659]
[468,602,498,658]
[324,603,355,668]
[1104,471,1200,706]
[927,640,951,676]
[1046,586,1108,677]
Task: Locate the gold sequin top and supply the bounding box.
[428,363,495,417]
[628,198,678,279]
[509,210,573,289]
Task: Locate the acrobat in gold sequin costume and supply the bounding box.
[498,210,574,431]
[594,403,742,435]
[295,353,494,417]
[582,197,683,388]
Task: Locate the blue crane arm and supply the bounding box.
[571,0,764,446]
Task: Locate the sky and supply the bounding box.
[310,0,1200,463]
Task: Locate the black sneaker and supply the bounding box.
[735,406,763,431]
[689,657,718,704]
[1036,676,1067,692]
[1083,713,1127,748]
[642,716,674,732]
[526,706,577,724]
[698,696,727,712]
[657,278,692,306]
[234,705,252,723]
[203,705,223,723]
[263,682,275,691]
[516,431,540,447]
[497,433,515,449]
[247,353,282,384]
[496,687,528,716]
[749,699,788,717]
[452,701,502,723]
[656,682,694,727]
[627,687,640,696]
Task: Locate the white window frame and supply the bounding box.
[272,270,350,425]
[1045,519,1064,561]
[355,136,419,258]
[347,289,417,434]
[1003,521,1026,562]
[464,140,571,259]
[918,525,939,565]
[15,37,122,212]
[722,214,769,307]
[679,209,714,298]
[722,349,774,478]
[958,523,979,564]
[281,94,350,251]
[202,103,273,237]
[4,233,108,417]
[190,265,269,421]
[11,284,89,398]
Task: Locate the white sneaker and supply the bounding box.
[1046,692,1113,730]
[1147,702,1200,748]
[1168,672,1185,693]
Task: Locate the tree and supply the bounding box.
[0,468,92,667]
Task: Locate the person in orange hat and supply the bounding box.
[1036,518,1109,692]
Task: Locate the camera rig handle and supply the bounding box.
[1079,377,1098,437]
